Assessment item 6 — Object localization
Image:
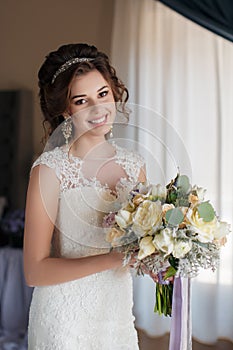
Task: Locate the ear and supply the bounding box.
[63,112,71,119]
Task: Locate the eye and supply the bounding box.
[99,90,109,98]
[74,98,87,105]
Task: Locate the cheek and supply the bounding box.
[69,104,92,122]
[68,104,76,116]
[71,110,90,135]
[110,104,116,121]
[69,104,82,115]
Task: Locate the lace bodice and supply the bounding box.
[32,143,144,259]
[33,143,143,192]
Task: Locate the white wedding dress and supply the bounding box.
[27,143,144,350]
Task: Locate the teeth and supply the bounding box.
[90,116,106,124]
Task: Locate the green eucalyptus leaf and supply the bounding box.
[176,198,190,207]
[177,175,190,193]
[197,202,215,222]
[165,208,184,226]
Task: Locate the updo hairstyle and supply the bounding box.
[38,43,129,141]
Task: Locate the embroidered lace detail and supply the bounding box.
[32,144,144,194]
[113,143,144,183]
[28,269,139,349]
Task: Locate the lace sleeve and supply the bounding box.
[114,145,145,183]
[31,147,62,182]
[129,150,145,181]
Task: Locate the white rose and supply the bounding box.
[153,228,174,255]
[152,184,167,199]
[115,209,132,229]
[173,240,192,258]
[186,207,217,243]
[214,221,231,240]
[137,182,151,195]
[132,200,162,237]
[192,185,206,202]
[138,236,156,260]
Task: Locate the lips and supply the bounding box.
[88,115,107,125]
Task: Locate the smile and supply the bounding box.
[88,115,107,125]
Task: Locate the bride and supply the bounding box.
[23,43,147,349]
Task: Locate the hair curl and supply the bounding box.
[38,43,129,143]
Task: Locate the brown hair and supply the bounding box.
[38,43,129,142]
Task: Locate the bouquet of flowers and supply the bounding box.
[103,174,230,316]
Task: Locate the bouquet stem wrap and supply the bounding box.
[169,277,192,350]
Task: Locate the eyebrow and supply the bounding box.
[71,85,109,100]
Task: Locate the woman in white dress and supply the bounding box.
[23,43,146,349]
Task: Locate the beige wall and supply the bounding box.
[0,0,115,154]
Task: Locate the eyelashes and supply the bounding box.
[75,99,87,105]
[99,90,109,98]
[74,90,109,106]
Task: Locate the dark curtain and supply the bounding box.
[158,0,233,42]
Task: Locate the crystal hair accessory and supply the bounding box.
[51,57,94,84]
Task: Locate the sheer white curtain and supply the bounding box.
[111,0,233,343]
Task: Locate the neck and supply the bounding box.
[69,135,113,159]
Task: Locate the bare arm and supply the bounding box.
[23,165,123,287]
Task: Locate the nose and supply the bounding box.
[89,99,104,115]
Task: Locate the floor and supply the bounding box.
[137,330,233,350]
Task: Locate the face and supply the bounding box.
[67,69,115,139]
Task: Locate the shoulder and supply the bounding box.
[31,147,66,181]
[32,147,64,170]
[114,143,146,183]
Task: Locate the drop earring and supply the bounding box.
[109,125,113,138]
[62,116,72,145]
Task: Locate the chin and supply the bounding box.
[91,125,111,137]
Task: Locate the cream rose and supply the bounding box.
[153,228,174,255]
[115,209,132,229]
[138,236,156,260]
[151,184,167,199]
[132,194,144,206]
[106,227,125,247]
[173,240,192,258]
[186,207,217,243]
[188,193,199,205]
[132,200,162,237]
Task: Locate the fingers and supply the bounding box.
[149,271,159,283]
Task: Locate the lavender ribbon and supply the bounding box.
[169,277,192,350]
[158,271,170,285]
